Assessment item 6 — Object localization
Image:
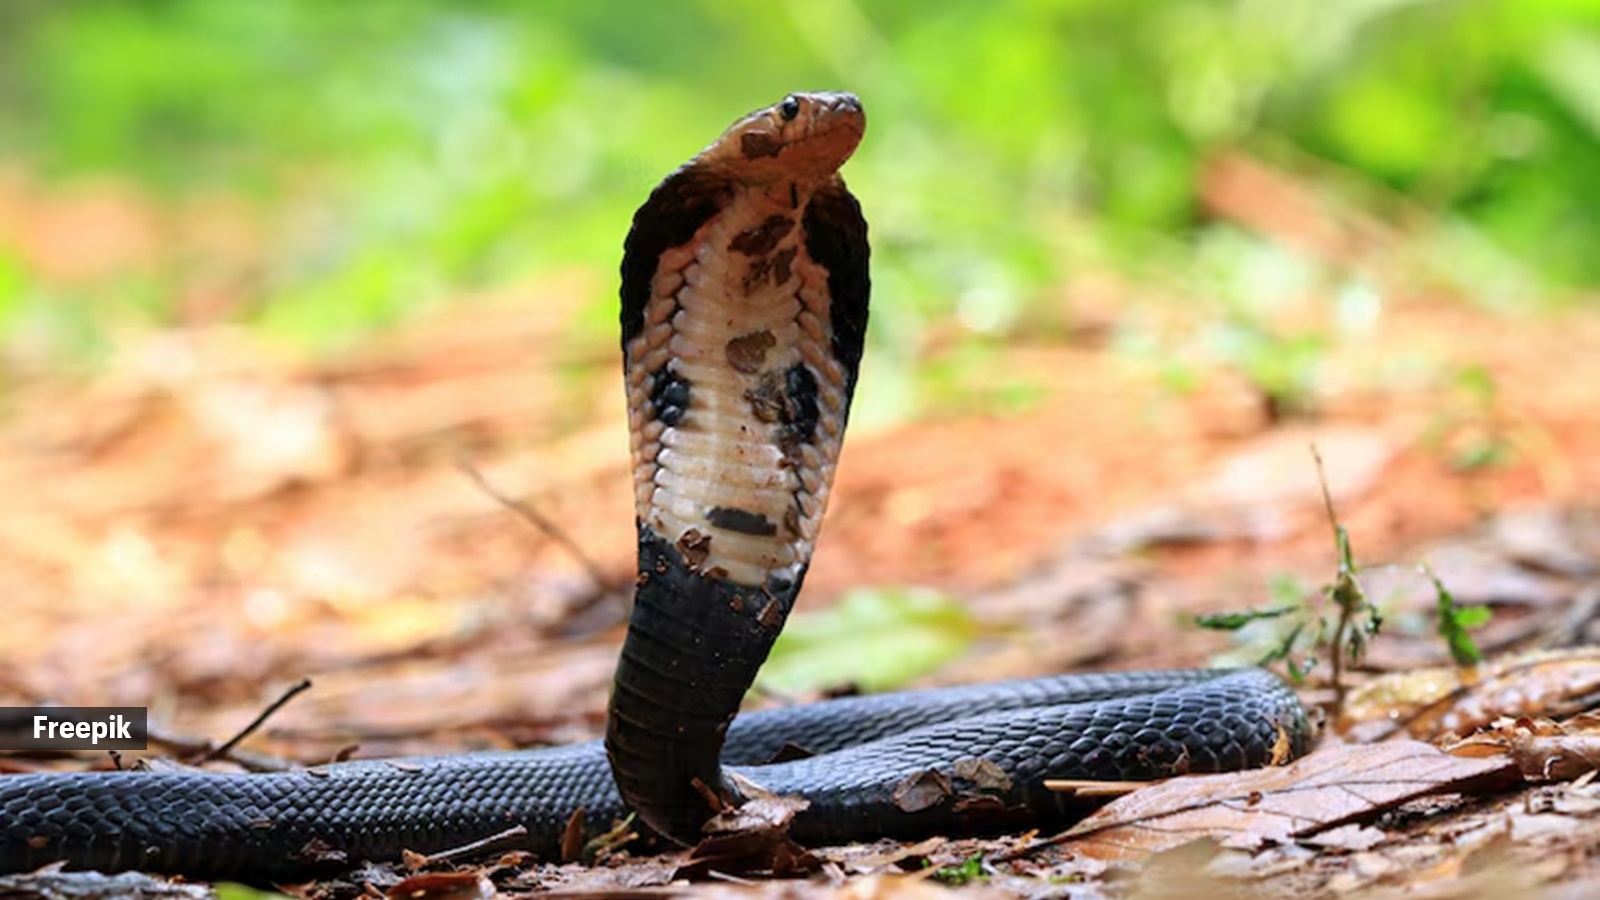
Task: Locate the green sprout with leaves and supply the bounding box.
[932,854,987,885]
[1197,447,1490,711]
[1425,565,1490,667]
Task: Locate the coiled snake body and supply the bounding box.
[0,93,1309,882]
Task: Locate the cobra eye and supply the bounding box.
[779,96,801,121]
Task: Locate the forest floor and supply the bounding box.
[3,173,1600,899]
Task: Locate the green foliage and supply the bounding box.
[1202,451,1497,692]
[919,339,1047,418]
[1425,364,1515,472]
[1194,604,1297,631]
[1323,508,1383,673]
[1201,453,1385,685]
[1425,566,1492,665]
[0,0,1594,375]
[931,854,987,885]
[0,251,26,332]
[757,588,977,695]
[1208,317,1329,420]
[215,884,289,900]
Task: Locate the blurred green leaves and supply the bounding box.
[0,0,1595,382]
[757,588,977,695]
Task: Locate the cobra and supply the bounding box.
[0,92,1309,882]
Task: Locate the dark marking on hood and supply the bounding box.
[741,132,784,159]
[706,506,778,537]
[801,179,870,403]
[620,169,733,348]
[649,367,693,426]
[728,215,795,256]
[725,331,776,374]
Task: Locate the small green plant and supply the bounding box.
[1425,565,1490,666]
[1197,556,1379,689]
[1199,450,1381,696]
[1194,447,1491,708]
[932,854,986,885]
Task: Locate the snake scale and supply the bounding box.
[0,92,1309,882]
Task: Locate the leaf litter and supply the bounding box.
[8,182,1600,897]
[1042,741,1521,861]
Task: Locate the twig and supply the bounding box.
[990,830,1079,863]
[1043,778,1148,797]
[147,724,297,772]
[201,678,313,763]
[413,824,528,867]
[456,457,610,590]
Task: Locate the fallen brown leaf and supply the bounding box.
[893,769,955,813]
[385,870,497,900]
[675,793,818,880]
[1446,715,1600,781]
[560,807,586,863]
[839,837,947,874]
[1342,648,1600,742]
[1298,822,1388,852]
[1055,740,1521,861]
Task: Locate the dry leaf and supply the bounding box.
[1342,648,1600,741]
[676,794,819,880]
[1446,715,1600,780]
[1300,823,1388,852]
[1060,740,1520,860]
[952,757,1013,792]
[560,807,586,863]
[385,871,497,900]
[894,769,955,813]
[842,837,947,873]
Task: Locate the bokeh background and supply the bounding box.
[3,0,1597,397]
[2,0,1599,750]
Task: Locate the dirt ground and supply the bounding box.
[3,172,1600,898]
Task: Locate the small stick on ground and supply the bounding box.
[200,678,313,763]
[990,830,1078,863]
[411,824,529,868]
[146,725,297,771]
[1043,778,1149,797]
[456,457,611,590]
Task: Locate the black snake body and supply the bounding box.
[0,93,1309,882]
